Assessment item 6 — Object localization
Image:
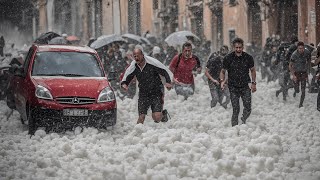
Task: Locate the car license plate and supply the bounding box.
[63,109,88,116]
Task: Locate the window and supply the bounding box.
[229,0,237,6]
[32,52,103,77]
[153,0,158,10]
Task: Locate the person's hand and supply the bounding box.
[121,84,128,91]
[196,67,202,73]
[212,79,220,85]
[165,83,173,90]
[251,84,257,93]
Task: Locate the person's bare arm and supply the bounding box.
[250,67,256,83]
[289,61,294,75]
[289,61,297,82]
[220,68,226,89]
[220,69,226,82]
[250,67,257,92]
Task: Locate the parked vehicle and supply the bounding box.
[6,44,117,134]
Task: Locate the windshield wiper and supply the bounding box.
[57,74,86,77]
[33,73,86,77]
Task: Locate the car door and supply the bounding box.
[13,47,36,120]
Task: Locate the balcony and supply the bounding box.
[207,0,222,14]
[188,0,203,13]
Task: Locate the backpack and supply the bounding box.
[173,53,182,70]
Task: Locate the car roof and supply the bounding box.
[35,44,97,54]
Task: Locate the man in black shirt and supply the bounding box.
[220,38,257,126]
[121,48,173,124]
[205,45,230,108]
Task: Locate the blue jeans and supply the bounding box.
[208,82,230,108]
[174,84,194,100]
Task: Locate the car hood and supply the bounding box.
[32,76,109,98]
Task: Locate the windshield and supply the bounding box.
[32,51,104,77]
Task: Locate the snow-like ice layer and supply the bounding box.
[0,73,320,179]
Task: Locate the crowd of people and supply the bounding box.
[106,37,256,126]
[98,34,319,126]
[257,35,320,109]
[1,32,319,127]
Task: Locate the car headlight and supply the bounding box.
[97,86,115,103]
[35,85,53,100]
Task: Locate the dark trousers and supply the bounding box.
[229,86,252,126]
[278,71,292,99]
[0,47,3,57]
[294,72,307,106]
[282,72,290,97]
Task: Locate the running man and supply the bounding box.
[121,48,173,124]
[289,41,311,108]
[220,38,257,126]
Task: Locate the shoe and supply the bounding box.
[161,109,170,122]
[221,103,228,109]
[276,90,280,97]
[241,117,246,124]
[293,92,296,97]
[211,100,216,108]
[283,96,287,101]
[299,104,303,108]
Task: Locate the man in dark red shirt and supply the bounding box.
[169,42,201,100]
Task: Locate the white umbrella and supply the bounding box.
[140,37,151,45]
[91,34,126,49]
[165,31,200,47]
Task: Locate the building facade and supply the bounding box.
[33,0,319,49]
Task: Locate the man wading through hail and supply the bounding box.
[121,48,173,124]
[220,38,257,126]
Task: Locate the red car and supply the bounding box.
[7,44,117,134]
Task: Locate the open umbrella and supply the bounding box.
[122,33,143,44]
[146,34,157,45]
[141,37,151,45]
[165,31,200,47]
[34,32,61,44]
[48,37,70,45]
[90,34,126,49]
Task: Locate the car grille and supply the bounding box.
[56,97,96,105]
